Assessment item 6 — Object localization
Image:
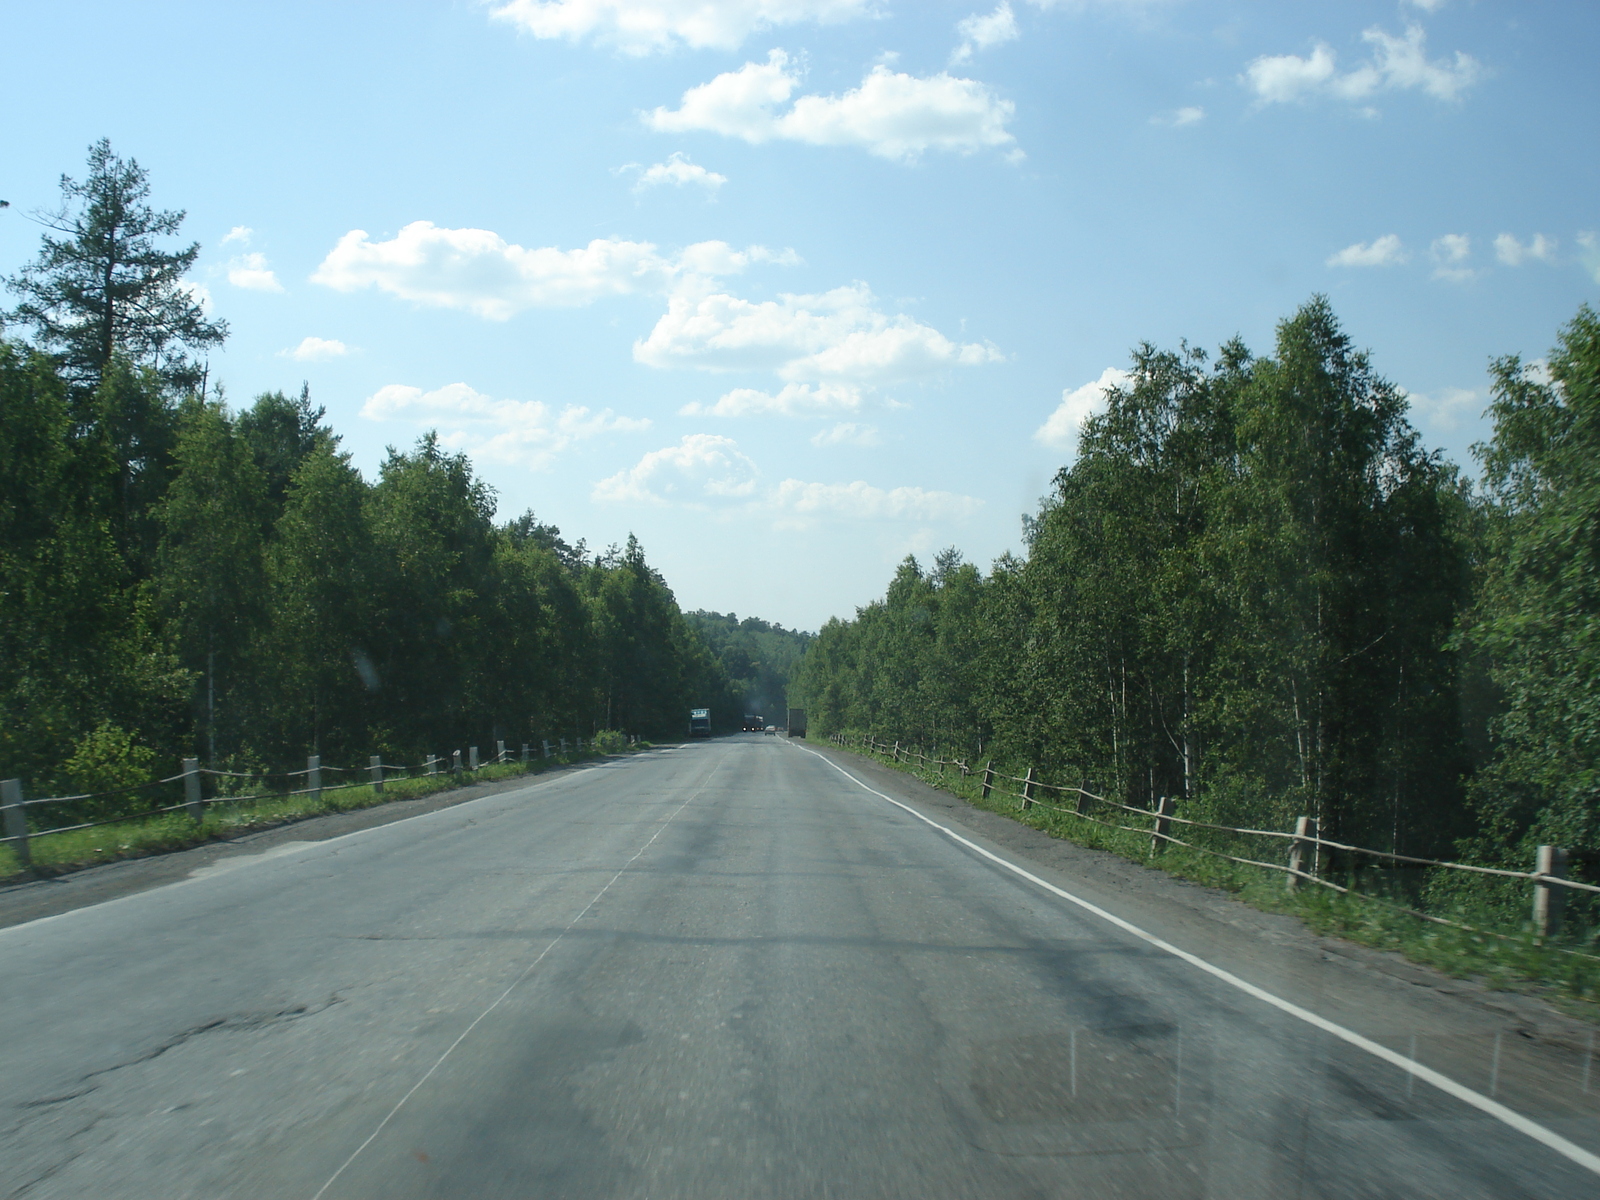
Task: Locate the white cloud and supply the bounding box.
[1034,367,1129,452]
[1403,385,1480,431]
[1242,24,1482,107]
[282,336,349,361]
[769,478,981,522]
[1429,233,1474,283]
[593,433,759,504]
[951,3,1019,65]
[636,282,1003,382]
[363,382,649,469]
[227,252,284,292]
[221,225,253,245]
[1404,0,1447,11]
[645,49,1018,162]
[1494,232,1557,266]
[1152,105,1204,127]
[488,0,876,55]
[312,224,788,319]
[1326,234,1407,268]
[810,421,881,447]
[179,280,213,312]
[595,435,979,522]
[631,151,728,194]
[1579,232,1600,283]
[679,380,865,417]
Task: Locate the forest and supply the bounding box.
[0,142,751,814]
[793,297,1600,891]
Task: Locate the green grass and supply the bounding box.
[830,736,1600,1015]
[0,747,633,884]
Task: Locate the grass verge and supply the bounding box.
[828,737,1600,1017]
[0,748,640,884]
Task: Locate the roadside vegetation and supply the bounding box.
[835,738,1600,1012]
[794,299,1600,979]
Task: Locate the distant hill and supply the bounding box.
[684,612,812,724]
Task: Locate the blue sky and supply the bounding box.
[3,1,1596,630]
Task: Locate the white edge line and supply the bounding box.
[0,761,620,941]
[789,740,1600,1179]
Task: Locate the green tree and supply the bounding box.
[258,437,374,761]
[239,384,329,521]
[0,340,186,792]
[1467,305,1600,855]
[153,400,269,764]
[4,139,226,398]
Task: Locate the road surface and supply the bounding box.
[2,736,1598,1198]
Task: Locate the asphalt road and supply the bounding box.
[3,736,1598,1199]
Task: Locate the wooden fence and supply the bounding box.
[0,733,635,869]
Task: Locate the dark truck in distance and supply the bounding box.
[689,709,711,738]
[741,713,764,732]
[787,708,806,737]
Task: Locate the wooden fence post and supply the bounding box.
[469,746,479,771]
[1021,766,1035,810]
[1151,795,1174,856]
[184,757,204,822]
[892,741,900,762]
[521,743,530,765]
[2,778,29,868]
[1286,816,1316,890]
[1534,845,1570,939]
[370,755,384,794]
[1076,780,1093,817]
[496,740,506,764]
[543,740,552,759]
[308,755,322,803]
[429,755,439,777]
[452,749,463,776]
[981,765,993,800]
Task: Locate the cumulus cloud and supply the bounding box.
[593,433,759,504]
[679,380,865,417]
[282,336,349,361]
[1403,385,1480,431]
[644,49,1018,162]
[1152,105,1204,126]
[951,3,1019,65]
[810,421,881,447]
[1242,24,1482,107]
[636,282,1003,382]
[488,0,876,55]
[227,252,284,292]
[1034,367,1129,452]
[1326,234,1407,268]
[179,280,213,312]
[769,478,981,522]
[1494,232,1557,266]
[1579,232,1600,283]
[363,381,649,469]
[312,224,789,319]
[1428,233,1473,283]
[595,434,980,522]
[630,151,727,194]
[221,225,253,245]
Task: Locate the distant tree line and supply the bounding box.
[0,141,742,803]
[793,298,1600,874]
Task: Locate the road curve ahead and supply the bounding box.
[3,737,1598,1198]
